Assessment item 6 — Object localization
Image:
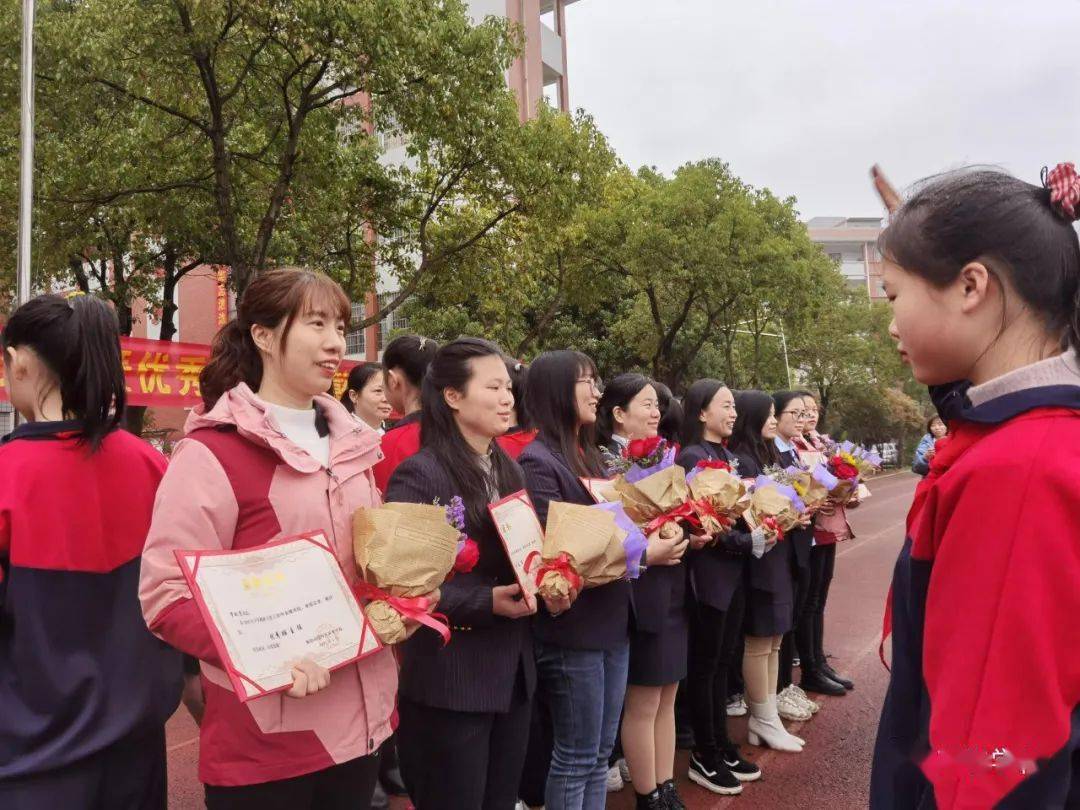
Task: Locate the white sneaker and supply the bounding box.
[606,765,624,792]
[617,758,630,783]
[726,694,748,717]
[777,686,812,722]
[789,684,820,714]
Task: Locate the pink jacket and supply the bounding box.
[139,383,397,787]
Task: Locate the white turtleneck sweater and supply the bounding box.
[266,402,331,468]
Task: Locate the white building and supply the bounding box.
[806,216,886,300]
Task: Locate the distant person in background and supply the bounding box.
[653,381,684,446]
[342,362,393,432]
[911,416,947,477]
[496,358,538,460]
[372,335,440,493]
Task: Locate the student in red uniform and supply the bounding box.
[496,357,537,460]
[870,164,1080,809]
[0,294,181,809]
[372,335,439,493]
[139,269,397,810]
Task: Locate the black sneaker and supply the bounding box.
[658,779,686,809]
[722,748,763,782]
[687,752,742,795]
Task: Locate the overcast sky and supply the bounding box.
[563,0,1080,220]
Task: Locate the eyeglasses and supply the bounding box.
[779,410,807,419]
[576,377,604,394]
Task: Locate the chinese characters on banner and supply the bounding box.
[0,336,359,409]
[216,267,229,327]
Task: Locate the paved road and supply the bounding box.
[165,472,917,809]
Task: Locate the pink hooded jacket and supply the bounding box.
[139,383,398,787]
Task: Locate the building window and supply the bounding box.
[345,301,367,357]
[543,81,563,109]
[0,402,14,438]
[377,292,411,352]
[828,252,842,262]
[540,2,558,33]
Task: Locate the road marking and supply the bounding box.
[837,517,907,559]
[168,736,199,753]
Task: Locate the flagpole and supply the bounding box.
[17,0,36,307]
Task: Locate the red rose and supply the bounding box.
[696,459,732,472]
[626,436,663,460]
[453,538,480,573]
[829,455,860,480]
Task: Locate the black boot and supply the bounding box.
[658,779,687,809]
[815,612,854,690]
[635,788,667,809]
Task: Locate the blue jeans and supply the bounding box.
[536,640,630,810]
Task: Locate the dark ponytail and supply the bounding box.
[1,294,125,450]
[200,269,350,409]
[420,337,524,527]
[383,335,439,388]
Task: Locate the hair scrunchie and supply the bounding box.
[1041,162,1080,222]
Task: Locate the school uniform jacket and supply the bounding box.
[872,349,1080,809]
[0,423,181,779]
[519,435,631,651]
[777,446,814,569]
[372,411,421,494]
[676,441,756,612]
[385,448,535,713]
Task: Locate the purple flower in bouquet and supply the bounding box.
[445,495,466,535]
[593,501,648,580]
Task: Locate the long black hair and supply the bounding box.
[1,294,126,450]
[420,337,524,527]
[880,167,1080,352]
[526,350,606,478]
[680,378,728,448]
[340,362,384,413]
[596,372,652,449]
[654,381,683,445]
[729,390,780,469]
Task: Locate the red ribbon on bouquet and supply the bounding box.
[644,501,701,536]
[524,551,583,592]
[352,580,451,646]
[690,498,734,533]
[761,516,785,542]
[695,459,733,472]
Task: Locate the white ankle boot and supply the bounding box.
[747,698,805,752]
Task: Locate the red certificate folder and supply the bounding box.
[488,490,545,597]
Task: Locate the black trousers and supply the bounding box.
[0,726,167,810]
[778,561,812,690]
[518,688,553,807]
[687,586,746,759]
[804,544,837,656]
[205,754,380,810]
[398,697,532,810]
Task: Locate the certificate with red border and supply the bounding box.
[175,532,382,702]
[488,491,545,597]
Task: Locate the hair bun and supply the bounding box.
[1042,162,1080,222]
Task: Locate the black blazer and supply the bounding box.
[729,449,793,604]
[385,448,535,713]
[777,447,814,570]
[676,441,756,612]
[519,435,631,651]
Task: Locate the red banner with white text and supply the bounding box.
[0,336,358,409]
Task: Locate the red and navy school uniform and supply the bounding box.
[872,373,1080,808]
[496,426,539,460]
[0,421,182,807]
[371,411,421,494]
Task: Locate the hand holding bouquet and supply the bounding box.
[685,459,750,536]
[352,502,463,645]
[525,501,647,603]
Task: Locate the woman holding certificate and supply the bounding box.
[383,337,537,810]
[596,374,691,810]
[140,269,398,810]
[0,295,180,809]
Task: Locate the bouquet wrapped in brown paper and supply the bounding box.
[685,460,751,535]
[352,503,461,645]
[744,475,807,535]
[611,463,695,539]
[525,501,648,602]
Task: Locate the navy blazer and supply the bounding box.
[676,441,755,612]
[519,435,631,651]
[385,448,535,713]
[730,449,793,606]
[777,447,814,570]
